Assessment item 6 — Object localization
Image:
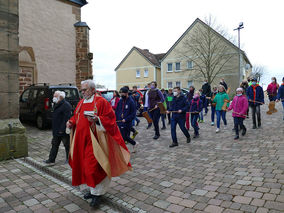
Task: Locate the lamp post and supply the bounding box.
[234,22,244,84]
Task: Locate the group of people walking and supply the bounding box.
[111,76,284,150]
[41,76,283,207]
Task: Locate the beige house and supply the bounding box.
[116,18,252,95]
[161,18,252,93]
[115,47,165,90]
[18,0,92,93]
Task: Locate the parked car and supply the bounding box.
[19,83,80,129]
[96,89,116,102]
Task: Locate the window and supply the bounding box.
[176,81,181,87]
[167,63,173,72]
[187,61,193,69]
[137,85,140,89]
[175,62,181,71]
[31,89,38,99]
[167,82,173,88]
[21,89,30,102]
[136,69,140,78]
[144,69,149,78]
[187,81,193,88]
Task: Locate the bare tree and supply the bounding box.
[251,65,265,82]
[177,16,237,84]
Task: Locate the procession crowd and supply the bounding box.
[111,76,284,150]
[41,77,283,207]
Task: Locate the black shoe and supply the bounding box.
[146,123,152,129]
[258,122,261,128]
[252,125,257,129]
[187,136,191,143]
[44,160,55,165]
[153,135,160,140]
[241,127,246,136]
[90,196,101,207]
[161,126,166,130]
[84,192,95,200]
[232,128,235,131]
[169,143,178,148]
[234,135,239,140]
[193,134,199,138]
[136,120,140,126]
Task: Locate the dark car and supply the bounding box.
[19,83,80,129]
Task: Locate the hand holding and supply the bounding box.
[66,121,72,128]
[178,110,182,113]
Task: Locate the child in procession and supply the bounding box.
[189,91,203,138]
[226,88,249,140]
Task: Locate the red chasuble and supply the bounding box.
[69,94,131,188]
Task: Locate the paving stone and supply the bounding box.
[244,191,263,198]
[166,204,184,213]
[251,198,265,207]
[179,199,196,208]
[153,200,170,209]
[232,196,252,204]
[204,205,224,213]
[264,201,284,211]
[23,198,39,207]
[191,189,208,196]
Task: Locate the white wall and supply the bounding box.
[19,0,77,84]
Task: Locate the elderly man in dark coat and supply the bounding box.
[44,91,72,165]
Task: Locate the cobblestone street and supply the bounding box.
[1,102,284,213]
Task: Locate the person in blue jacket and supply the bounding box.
[246,77,264,129]
[167,87,191,148]
[115,87,137,153]
[276,77,284,120]
[189,91,203,138]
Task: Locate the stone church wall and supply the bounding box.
[19,0,80,86]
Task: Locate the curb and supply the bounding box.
[20,157,135,213]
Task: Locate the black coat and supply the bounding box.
[52,99,72,137]
[202,82,211,97]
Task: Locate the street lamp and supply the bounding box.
[234,22,244,84]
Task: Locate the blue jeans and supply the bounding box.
[199,110,204,121]
[211,106,216,122]
[282,102,284,119]
[191,113,199,135]
[216,110,227,128]
[204,98,208,113]
[171,117,190,143]
[161,113,166,127]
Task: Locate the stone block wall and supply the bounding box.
[0,0,28,161]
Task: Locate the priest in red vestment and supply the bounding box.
[66,79,131,207]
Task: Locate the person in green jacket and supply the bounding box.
[213,85,229,133]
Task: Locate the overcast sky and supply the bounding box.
[82,0,284,89]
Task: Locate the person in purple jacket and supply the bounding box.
[147,81,165,139]
[227,88,249,140]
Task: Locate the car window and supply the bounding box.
[51,88,79,99]
[101,91,113,101]
[31,89,38,99]
[21,89,30,101]
[37,89,45,98]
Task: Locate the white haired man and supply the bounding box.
[66,79,132,207]
[44,91,72,165]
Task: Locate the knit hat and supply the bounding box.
[236,88,243,92]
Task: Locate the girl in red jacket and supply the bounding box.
[110,91,120,111]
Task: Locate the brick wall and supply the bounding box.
[75,23,93,89]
